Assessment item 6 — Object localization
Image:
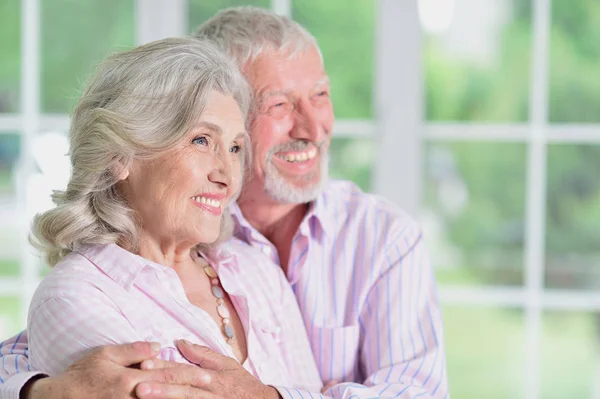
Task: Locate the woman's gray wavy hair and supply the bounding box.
[31,37,251,266]
[192,6,321,69]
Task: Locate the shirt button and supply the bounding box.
[261,246,271,255]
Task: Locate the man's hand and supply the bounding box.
[135,340,282,399]
[24,341,162,399]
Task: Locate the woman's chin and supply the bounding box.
[195,232,220,245]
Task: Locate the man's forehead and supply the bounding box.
[257,76,330,98]
[244,47,326,84]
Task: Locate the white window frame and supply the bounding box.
[376,1,599,398]
[1,1,596,398]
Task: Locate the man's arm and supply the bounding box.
[0,330,173,399]
[21,342,167,399]
[335,231,448,398]
[0,331,47,399]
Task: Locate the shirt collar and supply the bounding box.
[77,243,155,290]
[229,185,335,242]
[77,243,237,291]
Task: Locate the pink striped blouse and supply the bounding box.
[26,239,322,394]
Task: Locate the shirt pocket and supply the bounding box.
[308,324,361,382]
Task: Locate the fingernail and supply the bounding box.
[137,383,152,396]
[142,359,155,370]
[180,339,192,346]
[150,342,161,352]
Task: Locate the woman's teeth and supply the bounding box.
[192,196,221,207]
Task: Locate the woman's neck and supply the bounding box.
[135,232,197,271]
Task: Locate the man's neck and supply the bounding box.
[239,198,308,274]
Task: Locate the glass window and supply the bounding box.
[545,144,600,290]
[423,142,527,286]
[423,0,532,122]
[541,311,598,398]
[444,306,525,399]
[0,1,20,113]
[549,0,600,122]
[41,0,135,113]
[293,0,375,119]
[329,138,373,192]
[0,297,21,337]
[188,0,270,29]
[0,133,20,195]
[0,133,21,278]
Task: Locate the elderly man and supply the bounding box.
[0,6,448,399]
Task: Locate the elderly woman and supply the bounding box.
[26,37,321,395]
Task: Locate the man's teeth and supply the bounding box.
[192,196,221,207]
[280,149,317,163]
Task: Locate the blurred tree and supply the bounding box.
[0,0,20,113]
[425,0,600,288]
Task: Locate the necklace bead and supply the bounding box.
[199,252,234,345]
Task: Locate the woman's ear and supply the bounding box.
[111,161,129,181]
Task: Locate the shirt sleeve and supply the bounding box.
[0,331,47,399]
[277,229,449,399]
[27,290,143,377]
[339,231,448,398]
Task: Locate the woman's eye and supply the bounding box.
[192,136,209,146]
[230,145,241,154]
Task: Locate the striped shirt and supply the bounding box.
[17,239,321,398]
[232,180,449,398]
[0,180,448,398]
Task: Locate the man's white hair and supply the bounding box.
[192,6,322,69]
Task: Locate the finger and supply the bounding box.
[321,380,340,393]
[177,340,229,370]
[97,341,161,367]
[141,357,190,371]
[144,364,214,388]
[136,382,221,399]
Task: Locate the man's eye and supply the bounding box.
[192,136,209,146]
[230,145,241,154]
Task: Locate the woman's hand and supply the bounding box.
[135,340,281,399]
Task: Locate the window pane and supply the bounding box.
[423,142,526,286]
[188,0,270,28]
[0,297,21,337]
[0,133,21,278]
[329,138,373,192]
[541,311,598,398]
[549,0,600,122]
[545,144,600,290]
[0,1,20,113]
[423,0,531,122]
[444,306,525,398]
[42,0,135,113]
[293,0,375,119]
[0,133,20,196]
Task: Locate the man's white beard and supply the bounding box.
[263,151,329,204]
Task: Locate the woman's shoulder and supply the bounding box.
[32,246,122,306]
